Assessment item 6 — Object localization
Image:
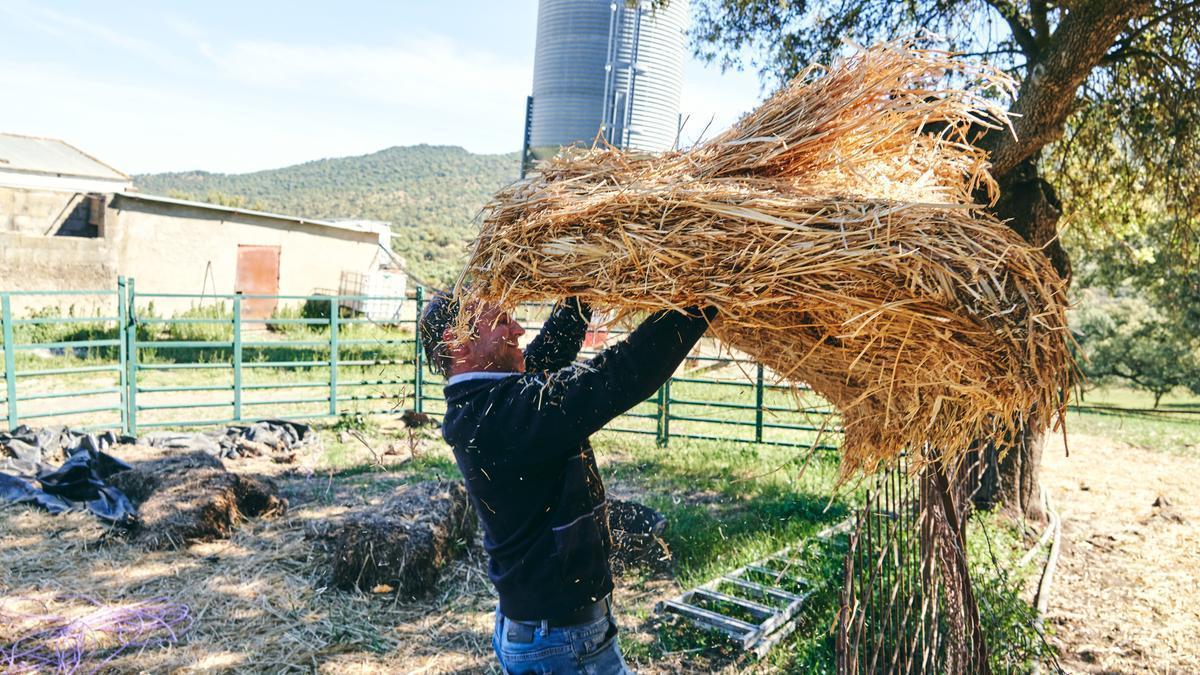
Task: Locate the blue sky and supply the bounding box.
[0,0,767,174]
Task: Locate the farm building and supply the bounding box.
[0,132,404,316]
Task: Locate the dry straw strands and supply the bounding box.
[458,39,1073,476]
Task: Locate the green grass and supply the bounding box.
[597,435,847,584]
[1075,384,1200,410]
[1068,385,1200,456]
[590,433,853,670]
[1066,409,1200,455]
[969,512,1060,673]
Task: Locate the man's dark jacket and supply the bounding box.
[441,302,713,621]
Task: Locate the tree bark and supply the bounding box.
[993,422,1047,522]
[992,159,1069,281]
[985,0,1155,177]
[974,0,1152,521]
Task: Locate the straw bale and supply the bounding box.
[456,39,1073,476]
[109,451,286,549]
[329,480,475,597]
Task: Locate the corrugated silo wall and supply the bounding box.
[528,0,688,159]
[612,0,687,152]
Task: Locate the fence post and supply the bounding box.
[329,296,339,417]
[656,381,671,447]
[755,363,765,443]
[663,380,671,447]
[117,277,127,434]
[413,285,424,413]
[125,278,138,436]
[233,294,243,422]
[655,386,664,446]
[2,294,17,431]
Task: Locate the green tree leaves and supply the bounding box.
[1073,290,1200,406]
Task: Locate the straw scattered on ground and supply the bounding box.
[329,480,475,597]
[109,450,286,549]
[458,38,1073,477]
[0,448,496,673]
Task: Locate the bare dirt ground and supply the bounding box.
[1041,434,1200,673]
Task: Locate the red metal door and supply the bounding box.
[235,245,280,319]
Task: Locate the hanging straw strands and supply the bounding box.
[457,39,1073,476]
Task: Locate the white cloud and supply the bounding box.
[0,1,165,61]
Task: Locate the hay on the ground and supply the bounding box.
[108,451,286,549]
[608,498,670,574]
[457,38,1073,476]
[329,480,475,596]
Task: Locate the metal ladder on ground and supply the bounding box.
[656,520,852,658]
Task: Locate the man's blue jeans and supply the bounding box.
[492,608,633,674]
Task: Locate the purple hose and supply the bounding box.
[0,595,191,674]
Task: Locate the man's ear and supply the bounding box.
[443,327,468,357]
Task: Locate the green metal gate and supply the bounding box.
[2,279,841,450]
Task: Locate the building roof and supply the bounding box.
[0,133,130,182]
[114,191,389,237]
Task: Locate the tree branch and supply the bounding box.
[1111,0,1200,53]
[986,0,1154,178]
[1031,0,1053,50]
[1102,45,1185,69]
[1106,366,1175,399]
[981,0,1041,59]
[959,47,1025,58]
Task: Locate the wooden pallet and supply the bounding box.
[656,519,852,658]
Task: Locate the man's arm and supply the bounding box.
[480,307,716,458]
[523,298,592,372]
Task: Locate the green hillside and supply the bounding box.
[135,145,520,288]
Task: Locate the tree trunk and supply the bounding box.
[971,1,1153,521]
[973,159,1065,521]
[994,422,1047,522]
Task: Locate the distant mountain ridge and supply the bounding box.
[135,144,521,287]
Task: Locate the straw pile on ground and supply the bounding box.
[110,451,286,549]
[457,39,1073,476]
[328,480,475,597]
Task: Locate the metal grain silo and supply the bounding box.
[522,0,688,175]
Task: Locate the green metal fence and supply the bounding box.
[0,286,126,432]
[1,279,842,449]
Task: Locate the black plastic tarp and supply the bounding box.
[139,419,315,459]
[0,426,137,524]
[1,421,314,525]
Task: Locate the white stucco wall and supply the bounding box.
[0,186,83,235]
[0,231,118,314]
[110,196,387,312]
[0,189,395,315]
